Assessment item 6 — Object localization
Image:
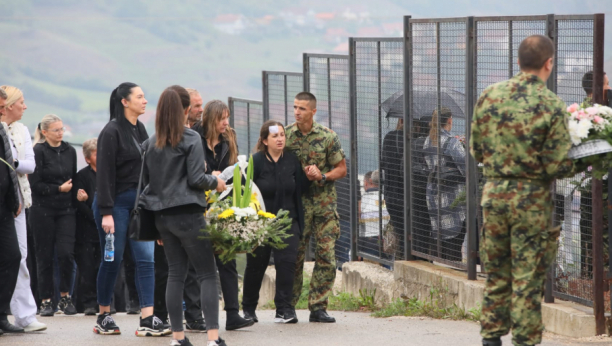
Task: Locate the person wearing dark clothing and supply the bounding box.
[92,83,166,336]
[242,121,309,324]
[381,119,406,259]
[73,139,99,315]
[28,114,78,317]
[0,121,24,334]
[140,86,227,346]
[191,100,253,331]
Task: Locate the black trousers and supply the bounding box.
[242,220,300,312]
[215,255,239,315]
[155,244,207,323]
[75,241,100,309]
[0,206,21,320]
[26,209,39,307]
[123,241,140,304]
[30,206,76,300]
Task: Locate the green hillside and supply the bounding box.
[2,0,611,143]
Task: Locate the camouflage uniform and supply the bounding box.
[285,121,345,311]
[470,72,575,345]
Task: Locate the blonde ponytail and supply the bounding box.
[34,114,62,146]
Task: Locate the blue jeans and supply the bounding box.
[93,189,155,308]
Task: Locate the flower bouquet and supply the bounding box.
[566,102,612,179]
[203,155,293,264]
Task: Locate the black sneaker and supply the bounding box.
[136,315,171,337]
[243,310,258,323]
[57,296,77,315]
[126,300,140,315]
[94,312,121,335]
[225,313,254,331]
[185,319,206,333]
[39,301,54,317]
[170,337,194,346]
[309,309,336,323]
[281,308,298,324]
[84,307,97,316]
[273,310,284,323]
[208,338,227,346]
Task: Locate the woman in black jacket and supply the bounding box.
[140,86,227,346]
[241,120,309,324]
[92,82,166,336]
[191,100,254,330]
[28,114,78,317]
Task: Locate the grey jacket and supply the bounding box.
[139,128,218,211]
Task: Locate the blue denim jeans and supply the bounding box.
[93,189,155,308]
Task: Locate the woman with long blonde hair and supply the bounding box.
[0,86,46,332]
[191,100,254,331]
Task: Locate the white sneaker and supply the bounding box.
[24,320,47,332]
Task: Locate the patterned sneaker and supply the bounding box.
[170,337,194,346]
[58,296,77,315]
[94,312,121,335]
[39,300,54,317]
[136,315,171,337]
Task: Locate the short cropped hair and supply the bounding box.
[0,88,6,100]
[295,91,317,109]
[82,138,97,159]
[518,35,555,71]
[185,88,200,96]
[581,71,607,95]
[364,171,373,185]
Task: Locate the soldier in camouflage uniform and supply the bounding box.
[285,91,346,323]
[470,35,575,346]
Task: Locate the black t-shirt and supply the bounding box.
[254,153,298,218]
[204,136,224,173]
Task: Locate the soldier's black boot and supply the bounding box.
[482,337,501,346]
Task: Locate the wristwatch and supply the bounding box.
[319,173,326,186]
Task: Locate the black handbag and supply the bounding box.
[128,149,159,241]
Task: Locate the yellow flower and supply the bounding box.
[257,210,275,219]
[218,209,235,219]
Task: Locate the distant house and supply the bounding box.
[214,14,246,35]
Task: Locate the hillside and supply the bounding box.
[1,0,611,143]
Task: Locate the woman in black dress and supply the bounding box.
[241,120,309,324]
[192,100,253,330]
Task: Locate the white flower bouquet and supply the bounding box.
[203,155,292,263]
[566,102,612,178]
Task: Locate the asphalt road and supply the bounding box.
[2,310,611,346]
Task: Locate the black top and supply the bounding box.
[0,134,18,212]
[140,128,218,212]
[191,123,234,174]
[96,119,149,215]
[29,141,77,209]
[74,166,98,243]
[381,129,404,207]
[253,151,310,236]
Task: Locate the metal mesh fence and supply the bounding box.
[409,19,468,270]
[263,71,304,124]
[303,53,352,268]
[228,97,264,155]
[350,38,404,266]
[551,16,597,307]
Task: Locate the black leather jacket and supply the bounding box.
[139,128,218,211]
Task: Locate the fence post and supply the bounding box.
[465,16,477,281]
[228,98,235,129]
[403,15,413,261]
[303,53,310,92]
[262,71,269,121]
[349,38,359,262]
[544,13,557,303]
[592,12,606,336]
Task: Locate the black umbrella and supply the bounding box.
[381,90,466,119]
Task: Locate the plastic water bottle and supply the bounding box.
[104,233,115,262]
